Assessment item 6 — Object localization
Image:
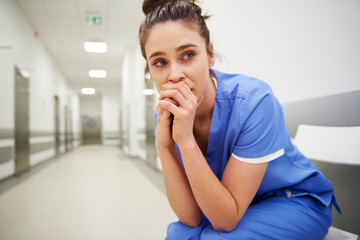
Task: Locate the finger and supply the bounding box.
[156,103,164,116]
[162,81,196,102]
[162,81,191,91]
[158,99,182,116]
[163,97,179,107]
[160,89,188,108]
[156,103,171,121]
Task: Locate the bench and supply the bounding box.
[293,124,360,239]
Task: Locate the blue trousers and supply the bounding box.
[166,196,332,240]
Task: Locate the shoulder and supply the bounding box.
[211,69,274,104]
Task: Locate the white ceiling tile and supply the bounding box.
[16,0,47,14]
[77,0,108,14]
[23,13,51,27]
[44,1,78,17]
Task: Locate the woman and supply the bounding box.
[139,0,340,239]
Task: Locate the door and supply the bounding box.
[64,105,69,151]
[82,116,101,144]
[14,66,30,175]
[54,96,60,155]
[68,108,73,150]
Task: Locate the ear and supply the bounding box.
[208,43,215,67]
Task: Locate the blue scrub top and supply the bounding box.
[157,69,339,210]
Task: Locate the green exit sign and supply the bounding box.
[86,16,102,25]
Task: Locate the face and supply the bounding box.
[144,20,215,100]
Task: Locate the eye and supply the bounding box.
[152,59,167,68]
[182,52,195,61]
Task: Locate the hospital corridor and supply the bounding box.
[1,0,360,239]
[0,145,176,240]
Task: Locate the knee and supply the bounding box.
[166,221,203,240]
[166,221,184,240]
[200,226,227,240]
[199,226,216,240]
[200,224,249,240]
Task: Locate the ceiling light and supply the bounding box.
[143,89,154,95]
[81,88,96,95]
[84,41,107,53]
[89,70,106,78]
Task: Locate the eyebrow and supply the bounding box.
[148,43,198,60]
[176,43,198,52]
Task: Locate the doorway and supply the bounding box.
[14,66,30,175]
[54,95,60,155]
[64,105,69,151]
[82,116,101,144]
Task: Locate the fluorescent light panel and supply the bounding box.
[81,88,96,95]
[84,41,107,53]
[143,89,154,95]
[89,70,106,78]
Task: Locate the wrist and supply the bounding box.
[156,142,176,156]
[176,135,197,151]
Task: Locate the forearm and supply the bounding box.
[178,138,243,231]
[157,143,203,227]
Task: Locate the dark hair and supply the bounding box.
[139,0,211,69]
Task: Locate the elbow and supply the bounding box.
[211,204,248,232]
[211,217,239,232]
[178,214,203,228]
[179,218,203,228]
[212,222,238,232]
[211,213,243,232]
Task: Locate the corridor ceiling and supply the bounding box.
[15,0,144,93]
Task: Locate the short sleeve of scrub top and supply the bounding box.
[231,84,288,164]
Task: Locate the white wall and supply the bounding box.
[69,89,81,147]
[200,0,360,103]
[102,91,120,145]
[120,47,147,159]
[80,94,102,117]
[0,0,80,179]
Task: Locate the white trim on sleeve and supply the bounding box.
[232,148,285,164]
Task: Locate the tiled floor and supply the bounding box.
[0,145,176,240]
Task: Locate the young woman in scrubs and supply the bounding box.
[139,0,340,239]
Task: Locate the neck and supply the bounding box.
[194,77,216,125]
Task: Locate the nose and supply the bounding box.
[168,63,185,82]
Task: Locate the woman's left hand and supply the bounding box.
[158,81,203,145]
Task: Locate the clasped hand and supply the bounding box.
[155,81,203,149]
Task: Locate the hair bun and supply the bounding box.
[142,0,164,16]
[142,0,196,16]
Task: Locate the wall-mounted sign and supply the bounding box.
[85,12,102,25]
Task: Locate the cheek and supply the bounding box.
[154,84,162,93]
[149,73,165,93]
[195,66,211,97]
